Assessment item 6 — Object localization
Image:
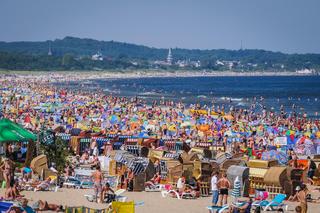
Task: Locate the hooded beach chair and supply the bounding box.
[252,193,288,211]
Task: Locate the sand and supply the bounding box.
[1,187,320,213]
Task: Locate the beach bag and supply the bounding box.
[111,201,135,213]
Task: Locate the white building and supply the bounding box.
[167,48,173,65]
[92,52,103,61]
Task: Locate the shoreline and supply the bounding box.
[0,70,318,81]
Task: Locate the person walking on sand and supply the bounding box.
[91,165,103,203]
[217,173,231,206]
[211,171,219,206]
[297,184,308,213]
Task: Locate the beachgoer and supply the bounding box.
[102,183,115,203]
[145,172,161,189]
[295,205,302,213]
[19,198,35,213]
[217,173,231,206]
[126,168,134,191]
[91,165,103,203]
[288,186,301,201]
[296,184,308,213]
[0,158,13,188]
[228,198,252,213]
[177,176,186,193]
[307,156,316,185]
[5,179,22,200]
[21,166,32,181]
[211,171,219,206]
[32,200,63,212]
[34,177,52,191]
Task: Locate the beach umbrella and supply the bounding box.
[109,115,120,124]
[138,132,149,138]
[231,176,241,203]
[223,114,234,121]
[198,124,210,132]
[181,121,192,128]
[0,118,37,142]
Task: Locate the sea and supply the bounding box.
[58,76,320,118]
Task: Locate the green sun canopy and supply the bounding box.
[0,119,37,143]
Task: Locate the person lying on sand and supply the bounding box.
[32,200,63,212]
[34,177,52,192]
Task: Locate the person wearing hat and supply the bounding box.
[288,185,301,201]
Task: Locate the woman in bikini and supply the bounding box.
[0,158,13,189]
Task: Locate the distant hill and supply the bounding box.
[0,36,319,71]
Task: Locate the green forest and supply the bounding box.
[0,36,319,71]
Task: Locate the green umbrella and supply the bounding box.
[0,119,37,143]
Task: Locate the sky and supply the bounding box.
[0,0,319,54]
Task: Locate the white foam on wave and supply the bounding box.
[139,91,161,96]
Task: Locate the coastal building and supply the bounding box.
[92,52,103,61]
[167,48,173,65]
[48,41,52,56]
[296,68,315,75]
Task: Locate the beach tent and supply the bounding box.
[0,118,37,143]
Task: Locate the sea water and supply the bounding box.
[59,76,320,118]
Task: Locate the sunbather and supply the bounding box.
[18,198,35,213]
[64,165,74,180]
[145,172,161,189]
[80,151,89,164]
[228,198,252,213]
[32,200,63,212]
[34,177,52,191]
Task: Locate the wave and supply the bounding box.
[219,97,243,102]
[139,91,162,96]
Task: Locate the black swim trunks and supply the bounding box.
[220,188,228,195]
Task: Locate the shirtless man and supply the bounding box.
[296,184,308,213]
[91,165,103,203]
[217,173,231,206]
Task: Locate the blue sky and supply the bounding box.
[0,0,319,53]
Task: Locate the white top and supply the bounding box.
[211,175,218,191]
[93,147,99,156]
[177,177,184,189]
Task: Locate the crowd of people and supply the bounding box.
[0,75,320,212]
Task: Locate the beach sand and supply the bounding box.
[1,188,319,213]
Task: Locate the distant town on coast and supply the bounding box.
[0,36,319,74]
